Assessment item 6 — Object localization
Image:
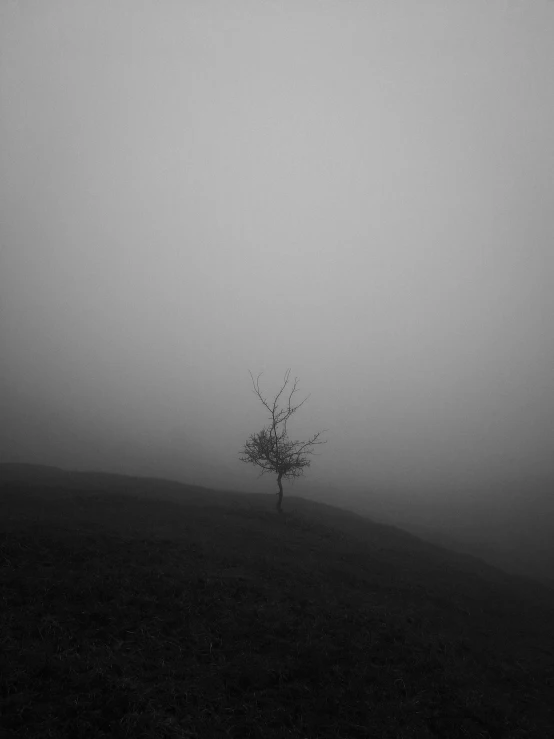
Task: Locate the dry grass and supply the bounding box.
[1,467,553,738]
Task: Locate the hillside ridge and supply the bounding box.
[1,462,554,737]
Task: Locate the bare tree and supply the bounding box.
[239,369,327,512]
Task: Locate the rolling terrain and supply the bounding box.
[1,464,553,738]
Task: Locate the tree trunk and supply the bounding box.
[276,473,284,512]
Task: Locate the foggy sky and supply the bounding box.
[1,0,553,532]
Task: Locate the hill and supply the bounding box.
[1,463,553,738]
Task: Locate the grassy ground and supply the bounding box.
[1,467,553,738]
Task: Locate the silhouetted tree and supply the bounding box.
[239,369,327,512]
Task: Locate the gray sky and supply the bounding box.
[1,0,553,532]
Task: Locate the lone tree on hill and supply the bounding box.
[239,369,327,512]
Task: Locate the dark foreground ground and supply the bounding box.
[1,464,553,738]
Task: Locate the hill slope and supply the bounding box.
[1,464,553,738]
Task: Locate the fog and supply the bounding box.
[1,1,553,581]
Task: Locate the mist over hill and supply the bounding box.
[1,1,553,625]
[1,463,552,590]
[298,479,554,589]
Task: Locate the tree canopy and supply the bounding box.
[239,369,327,511]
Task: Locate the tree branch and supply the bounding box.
[240,370,327,497]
